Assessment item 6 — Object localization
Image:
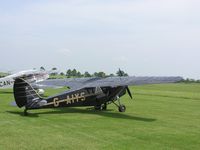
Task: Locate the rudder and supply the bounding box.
[14,78,41,108]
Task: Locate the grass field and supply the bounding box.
[0,83,200,150]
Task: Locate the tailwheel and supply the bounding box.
[118,104,126,112]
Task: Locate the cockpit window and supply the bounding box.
[95,87,102,94]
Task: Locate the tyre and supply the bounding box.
[94,105,102,110]
[102,103,107,110]
[118,105,126,112]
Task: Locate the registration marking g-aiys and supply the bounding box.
[50,92,86,107]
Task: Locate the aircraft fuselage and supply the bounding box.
[26,86,126,110]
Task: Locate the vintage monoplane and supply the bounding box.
[13,72,182,115]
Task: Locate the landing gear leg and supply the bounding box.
[94,105,102,111]
[94,103,107,111]
[112,96,126,112]
[102,103,107,110]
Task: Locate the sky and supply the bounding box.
[0,0,199,78]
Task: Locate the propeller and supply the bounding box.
[126,86,133,99]
[118,68,133,99]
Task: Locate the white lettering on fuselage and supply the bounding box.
[0,80,14,87]
[52,92,86,107]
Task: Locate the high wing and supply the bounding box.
[33,77,101,89]
[82,76,183,88]
[35,76,183,89]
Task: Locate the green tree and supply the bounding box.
[109,73,115,77]
[98,72,106,78]
[71,69,77,77]
[93,72,98,77]
[51,67,58,75]
[40,66,45,71]
[77,71,82,77]
[93,72,106,78]
[84,71,91,77]
[116,70,128,76]
[60,72,64,76]
[52,67,57,70]
[66,69,72,77]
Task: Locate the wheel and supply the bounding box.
[94,105,102,111]
[102,103,107,110]
[118,105,126,112]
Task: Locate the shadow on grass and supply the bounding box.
[7,111,39,118]
[7,107,156,122]
[0,91,13,94]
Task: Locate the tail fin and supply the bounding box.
[14,78,42,108]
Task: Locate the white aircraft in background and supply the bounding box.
[0,69,49,94]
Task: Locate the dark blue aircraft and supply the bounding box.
[13,74,182,116]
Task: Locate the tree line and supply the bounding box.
[0,72,9,78]
[40,67,128,78]
[180,78,200,83]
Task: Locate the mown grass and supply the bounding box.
[0,83,200,150]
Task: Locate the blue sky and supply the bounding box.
[0,0,199,78]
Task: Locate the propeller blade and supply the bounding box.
[126,87,133,99]
[119,69,133,99]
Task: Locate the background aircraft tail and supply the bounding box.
[14,78,42,108]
